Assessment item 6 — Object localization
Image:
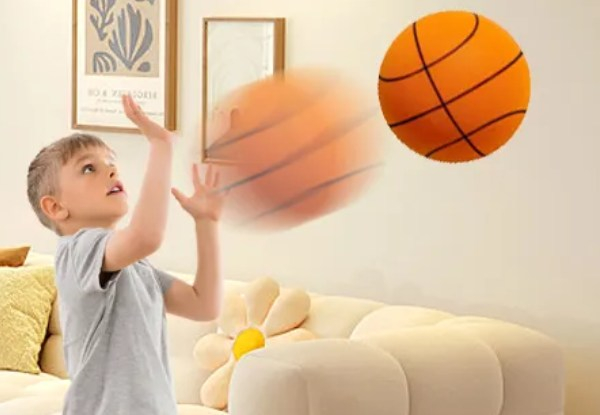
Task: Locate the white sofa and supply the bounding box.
[0,253,565,415]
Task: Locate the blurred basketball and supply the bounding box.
[378,10,530,162]
[206,69,383,232]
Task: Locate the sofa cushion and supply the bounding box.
[38,335,67,379]
[39,297,68,379]
[177,404,227,414]
[229,339,409,415]
[47,296,61,335]
[300,296,385,338]
[0,371,226,415]
[350,305,455,339]
[0,372,65,403]
[0,394,65,415]
[22,252,54,266]
[437,317,566,415]
[0,371,69,415]
[0,265,56,374]
[0,246,30,267]
[358,326,504,415]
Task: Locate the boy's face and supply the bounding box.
[56,145,128,230]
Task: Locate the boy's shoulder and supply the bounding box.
[57,227,113,253]
[55,227,113,276]
[55,227,145,294]
[58,226,109,243]
[57,228,162,269]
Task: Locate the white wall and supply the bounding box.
[1,0,599,413]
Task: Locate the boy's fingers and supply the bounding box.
[205,164,214,186]
[122,95,130,116]
[123,95,138,121]
[171,188,186,204]
[133,100,143,116]
[123,94,146,123]
[192,163,202,190]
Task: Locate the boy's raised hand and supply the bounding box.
[171,164,227,222]
[122,94,173,143]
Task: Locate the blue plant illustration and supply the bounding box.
[108,4,154,71]
[138,62,151,72]
[92,51,117,73]
[135,0,155,4]
[89,0,116,41]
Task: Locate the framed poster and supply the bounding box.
[72,0,178,133]
[201,17,285,163]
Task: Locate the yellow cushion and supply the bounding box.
[0,265,56,374]
[0,246,31,267]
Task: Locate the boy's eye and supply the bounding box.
[82,164,95,174]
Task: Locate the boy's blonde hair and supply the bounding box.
[27,133,113,233]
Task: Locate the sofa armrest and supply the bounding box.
[436,317,566,414]
[357,318,565,415]
[228,339,409,415]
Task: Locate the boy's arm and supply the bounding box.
[163,164,226,321]
[103,95,174,272]
[164,219,222,321]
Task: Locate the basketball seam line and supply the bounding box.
[379,13,480,83]
[388,50,525,128]
[207,89,334,154]
[412,21,484,157]
[215,108,378,195]
[207,108,299,154]
[425,109,527,157]
[239,162,383,226]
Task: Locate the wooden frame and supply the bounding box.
[201,17,285,163]
[72,0,178,133]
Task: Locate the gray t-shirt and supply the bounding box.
[54,227,178,415]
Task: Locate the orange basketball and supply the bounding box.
[378,10,530,162]
[206,69,383,232]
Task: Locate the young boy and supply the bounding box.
[26,95,225,415]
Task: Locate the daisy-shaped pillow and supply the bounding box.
[193,277,316,410]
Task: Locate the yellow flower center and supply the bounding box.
[232,327,265,360]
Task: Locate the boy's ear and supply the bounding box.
[40,195,69,222]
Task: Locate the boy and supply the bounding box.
[26,95,225,415]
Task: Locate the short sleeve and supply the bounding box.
[58,227,114,293]
[144,261,176,295]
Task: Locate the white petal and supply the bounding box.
[262,289,311,337]
[218,292,247,337]
[243,277,280,326]
[266,328,316,346]
[193,333,233,371]
[201,357,236,410]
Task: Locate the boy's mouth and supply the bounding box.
[107,181,125,196]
